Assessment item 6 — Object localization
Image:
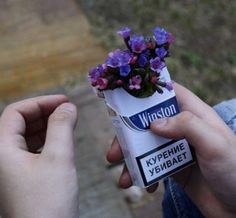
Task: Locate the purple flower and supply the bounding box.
[118,50,132,66]
[129,35,146,53]
[153,27,169,45]
[106,49,132,77]
[117,27,131,39]
[150,57,165,72]
[129,76,142,90]
[88,64,105,85]
[97,77,108,90]
[106,50,131,67]
[105,49,121,68]
[138,50,150,67]
[138,54,148,68]
[165,81,173,91]
[155,47,167,59]
[120,65,131,77]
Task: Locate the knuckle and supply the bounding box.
[3,100,27,114]
[44,147,75,166]
[1,104,18,117]
[4,103,16,113]
[178,111,195,124]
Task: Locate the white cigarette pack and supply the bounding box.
[103,67,195,187]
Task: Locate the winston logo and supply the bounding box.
[120,97,179,131]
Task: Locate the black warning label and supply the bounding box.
[136,139,194,186]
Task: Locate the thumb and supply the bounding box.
[150,111,225,160]
[43,103,78,161]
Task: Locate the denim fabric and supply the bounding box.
[162,99,236,218]
[162,178,204,218]
[214,99,236,134]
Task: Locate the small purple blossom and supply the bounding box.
[118,50,132,66]
[153,27,169,45]
[120,65,131,77]
[129,76,142,90]
[150,57,165,72]
[155,47,167,59]
[165,81,173,91]
[106,49,132,77]
[129,35,146,53]
[138,54,148,68]
[106,50,131,68]
[105,49,121,68]
[138,50,150,67]
[117,27,131,39]
[88,64,104,85]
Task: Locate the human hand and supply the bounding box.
[0,95,79,218]
[107,83,236,217]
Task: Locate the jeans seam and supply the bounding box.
[226,115,236,124]
[169,179,181,218]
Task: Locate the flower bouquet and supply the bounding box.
[88,27,194,187]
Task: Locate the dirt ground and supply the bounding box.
[0,0,106,100]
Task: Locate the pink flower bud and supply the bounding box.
[146,41,154,49]
[91,81,97,87]
[130,55,138,65]
[97,78,108,90]
[150,76,158,84]
[116,80,123,86]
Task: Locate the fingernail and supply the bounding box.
[153,118,167,127]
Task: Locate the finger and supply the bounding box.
[119,165,132,189]
[0,95,68,137]
[146,183,159,193]
[173,82,231,135]
[106,137,124,163]
[173,82,212,117]
[151,111,227,160]
[43,103,78,161]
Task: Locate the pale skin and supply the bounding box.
[107,83,236,218]
[0,95,79,218]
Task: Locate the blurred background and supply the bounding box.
[0,0,235,217]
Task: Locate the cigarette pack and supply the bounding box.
[103,67,194,187]
[88,26,195,187]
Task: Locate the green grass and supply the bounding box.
[77,0,236,105]
[227,53,236,66]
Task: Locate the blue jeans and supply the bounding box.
[162,99,236,218]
